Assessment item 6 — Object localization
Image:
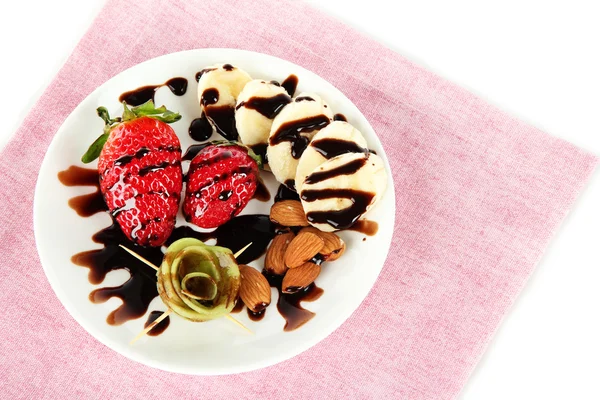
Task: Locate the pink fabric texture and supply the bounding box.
[0,0,596,398]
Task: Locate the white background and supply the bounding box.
[2,1,599,398]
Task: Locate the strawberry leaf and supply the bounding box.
[81,132,109,163]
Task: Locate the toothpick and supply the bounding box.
[119,245,158,271]
[225,315,254,334]
[234,242,252,259]
[120,242,255,342]
[130,309,172,345]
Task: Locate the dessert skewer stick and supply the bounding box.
[130,309,172,345]
[120,243,254,344]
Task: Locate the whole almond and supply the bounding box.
[239,264,271,312]
[264,232,295,275]
[282,262,321,293]
[270,200,309,227]
[284,231,324,268]
[299,227,345,262]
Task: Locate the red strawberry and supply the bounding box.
[183,143,260,228]
[82,101,183,247]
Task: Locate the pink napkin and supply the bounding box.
[0,0,596,398]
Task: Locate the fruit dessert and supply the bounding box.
[294,120,369,193]
[235,79,291,158]
[299,152,387,231]
[266,93,333,189]
[197,63,252,140]
[182,142,261,228]
[81,101,183,246]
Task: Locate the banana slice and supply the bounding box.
[235,80,291,147]
[295,121,368,193]
[197,64,252,140]
[267,92,333,189]
[300,152,387,232]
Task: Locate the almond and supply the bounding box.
[284,231,324,268]
[270,200,309,227]
[282,262,321,293]
[264,232,295,275]
[239,264,271,312]
[299,227,345,262]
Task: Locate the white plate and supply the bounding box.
[33,49,395,375]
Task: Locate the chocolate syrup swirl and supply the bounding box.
[310,138,368,159]
[119,77,188,106]
[57,166,106,217]
[333,113,347,122]
[264,272,323,331]
[182,143,212,161]
[281,74,298,96]
[201,88,219,106]
[145,310,171,336]
[236,93,291,119]
[196,68,217,82]
[250,144,268,165]
[269,115,330,159]
[295,96,314,102]
[275,184,300,202]
[301,188,375,230]
[254,179,271,202]
[188,115,213,142]
[304,157,366,185]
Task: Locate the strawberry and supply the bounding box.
[183,142,261,228]
[82,101,183,247]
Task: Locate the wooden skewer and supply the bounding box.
[225,315,254,334]
[120,242,254,344]
[130,309,172,345]
[119,245,158,271]
[234,242,252,259]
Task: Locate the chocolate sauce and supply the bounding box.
[138,161,179,177]
[269,115,330,159]
[281,74,298,97]
[196,68,216,82]
[229,300,266,321]
[275,184,300,202]
[114,148,151,167]
[76,221,164,325]
[250,143,268,164]
[295,96,314,102]
[236,93,291,119]
[182,143,212,161]
[145,311,171,336]
[301,189,375,230]
[304,157,366,185]
[348,219,379,236]
[284,179,297,192]
[201,88,219,106]
[119,77,188,106]
[333,113,347,122]
[264,272,323,331]
[188,115,213,142]
[254,179,271,202]
[231,300,244,313]
[248,308,266,321]
[205,106,238,141]
[310,138,368,159]
[218,190,233,201]
[223,64,234,71]
[57,166,106,217]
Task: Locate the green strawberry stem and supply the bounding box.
[81,100,182,164]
